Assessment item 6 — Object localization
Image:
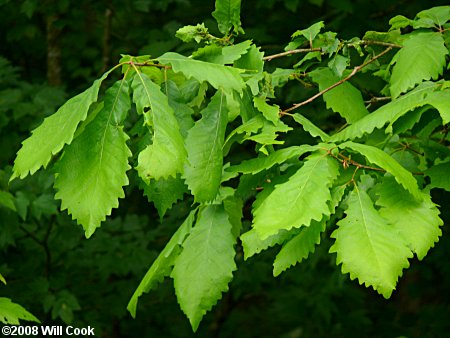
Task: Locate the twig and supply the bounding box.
[359,40,403,49]
[263,48,322,61]
[282,47,393,114]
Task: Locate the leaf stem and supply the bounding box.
[263,48,322,61]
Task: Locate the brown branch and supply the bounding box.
[263,48,322,61]
[282,47,393,114]
[359,39,403,49]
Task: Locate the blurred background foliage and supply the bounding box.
[1,0,450,337]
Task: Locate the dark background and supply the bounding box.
[1,0,449,337]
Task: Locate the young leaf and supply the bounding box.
[54,80,132,238]
[0,298,40,325]
[226,145,318,174]
[212,0,243,34]
[330,187,412,299]
[292,21,324,42]
[184,91,228,202]
[390,33,448,98]
[425,161,450,191]
[193,41,251,64]
[171,204,236,332]
[340,141,422,200]
[309,67,368,123]
[127,210,196,318]
[376,176,443,260]
[292,113,330,141]
[253,96,279,124]
[234,44,264,73]
[12,69,112,180]
[331,82,437,142]
[133,73,187,181]
[252,151,339,239]
[141,176,188,219]
[157,52,245,92]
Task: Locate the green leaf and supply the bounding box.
[292,21,324,42]
[252,151,339,239]
[133,73,187,181]
[241,228,295,260]
[414,6,450,28]
[234,44,264,73]
[12,69,112,180]
[212,0,243,34]
[309,67,368,123]
[426,89,450,124]
[171,204,236,332]
[141,176,188,219]
[176,23,209,43]
[390,33,448,98]
[292,113,330,141]
[226,145,318,174]
[127,210,196,318]
[253,96,279,124]
[0,297,40,324]
[330,187,412,299]
[184,91,228,202]
[340,141,422,201]
[0,191,16,211]
[246,119,292,155]
[54,79,132,238]
[376,176,443,260]
[331,82,437,142]
[158,52,245,93]
[0,273,5,285]
[273,184,346,276]
[273,218,326,276]
[193,41,251,64]
[425,161,450,191]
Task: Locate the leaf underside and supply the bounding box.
[171,204,236,332]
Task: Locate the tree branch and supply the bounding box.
[263,48,322,61]
[282,47,393,114]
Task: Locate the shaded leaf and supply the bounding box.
[226,145,318,174]
[292,113,330,141]
[341,141,421,200]
[331,82,438,142]
[425,161,450,191]
[141,176,188,219]
[127,210,196,317]
[376,176,442,260]
[184,91,228,202]
[172,204,236,331]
